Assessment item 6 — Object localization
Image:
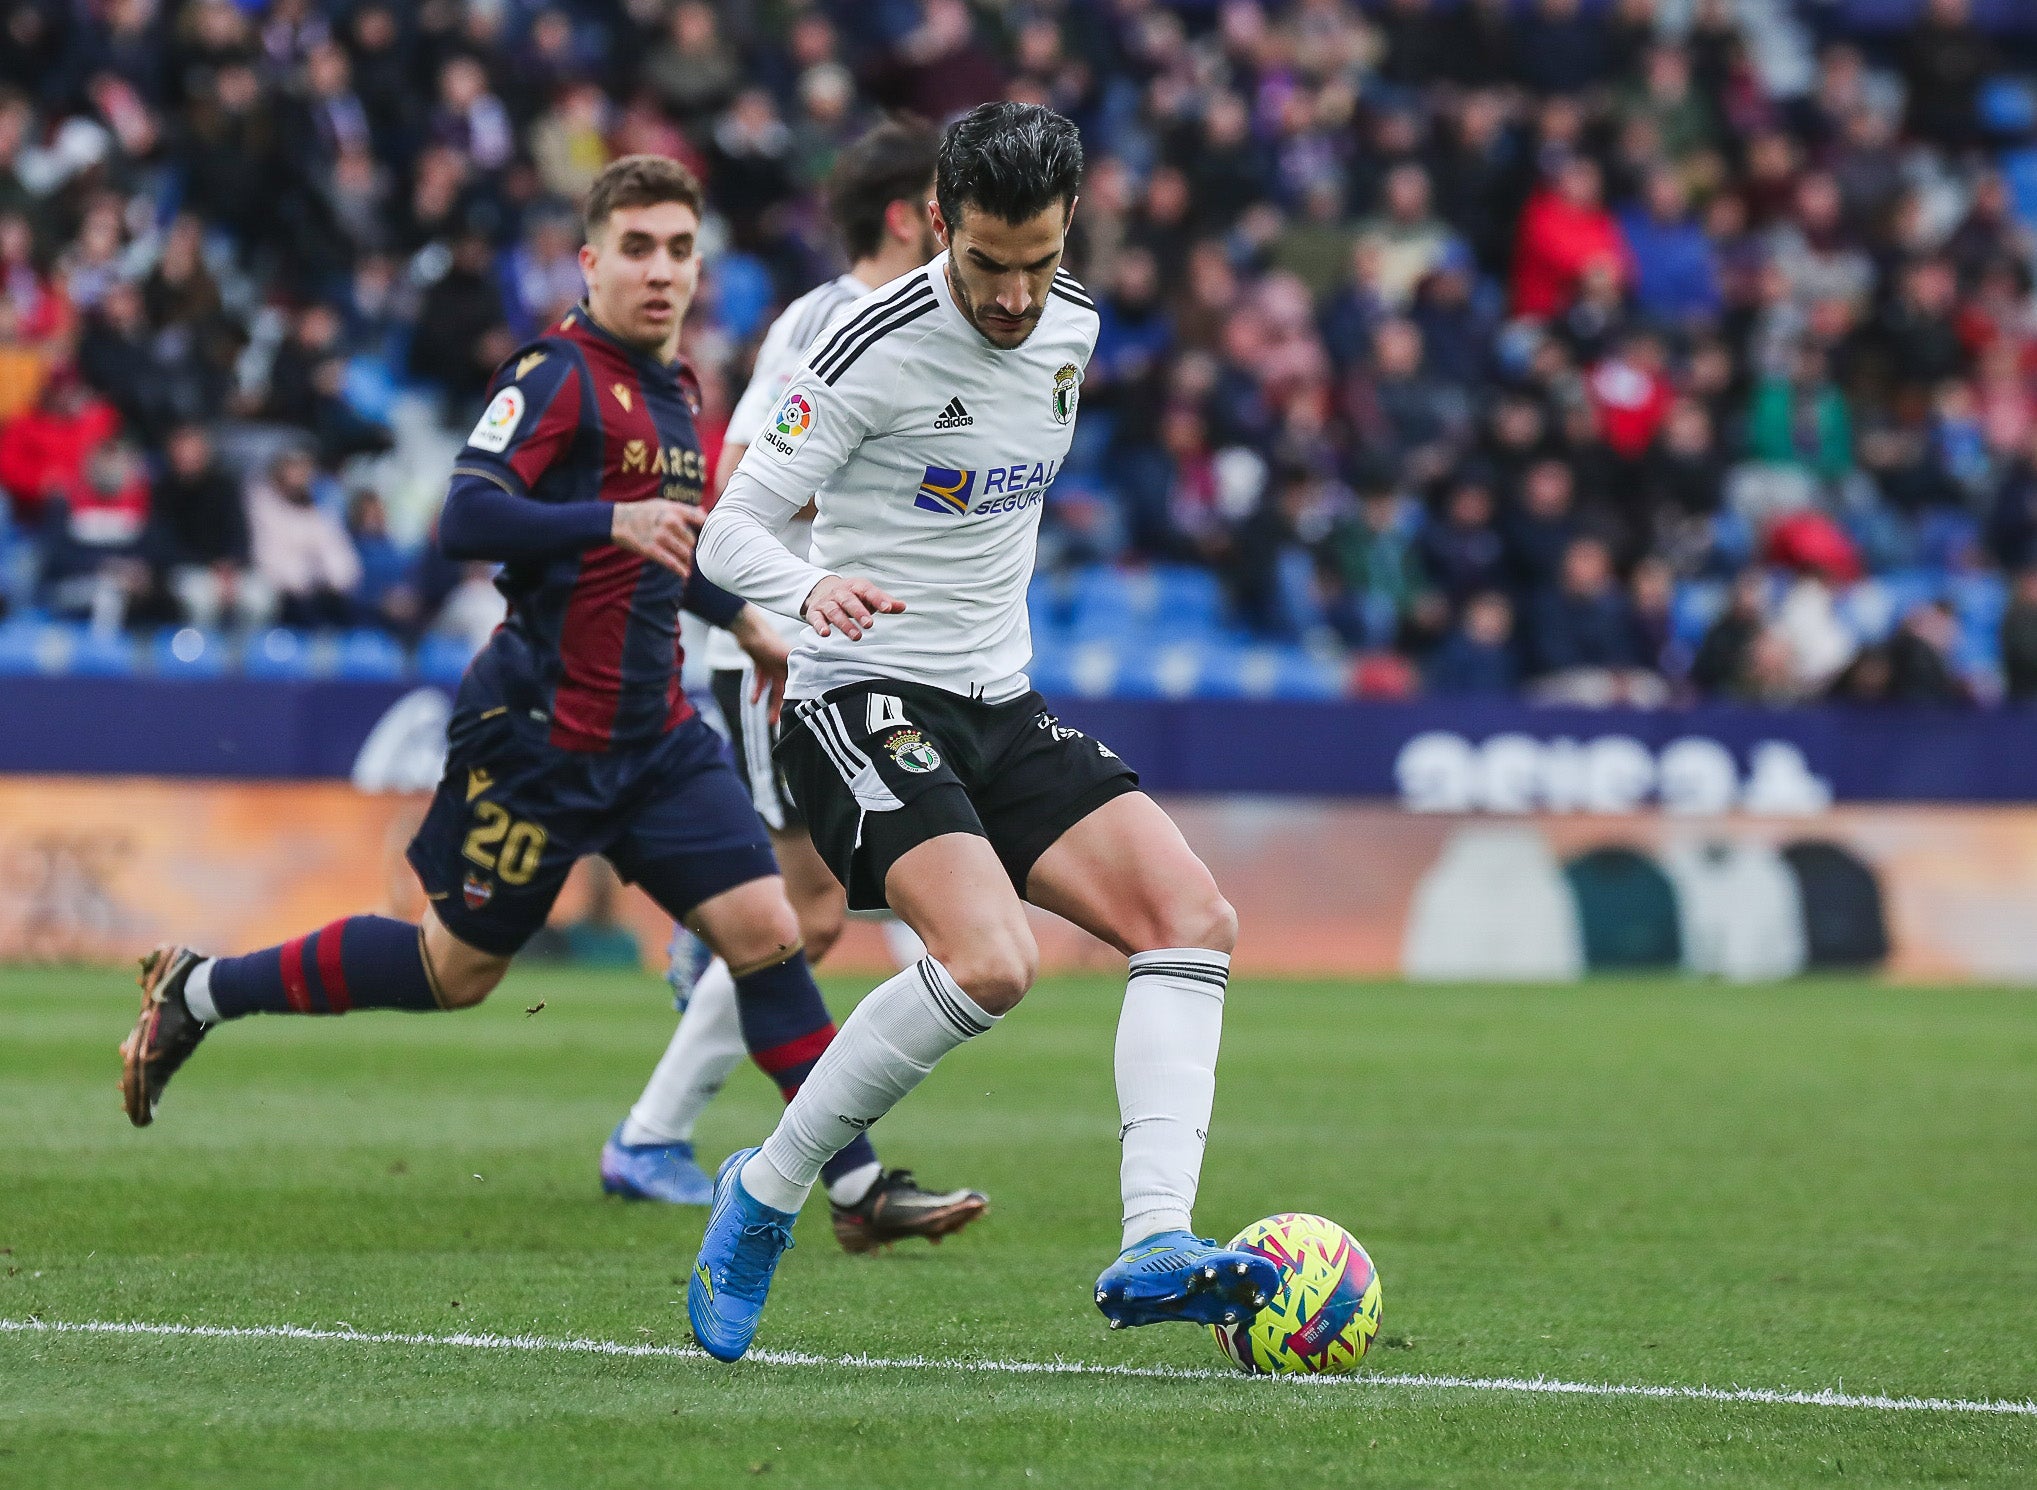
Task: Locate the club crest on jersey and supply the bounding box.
[915,464,975,515]
[761,386,815,461]
[468,386,525,453]
[462,873,494,910]
[884,728,941,774]
[1052,363,1080,425]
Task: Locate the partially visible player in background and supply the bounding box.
[600,122,948,1233]
[118,153,984,1256]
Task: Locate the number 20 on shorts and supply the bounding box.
[461,801,547,885]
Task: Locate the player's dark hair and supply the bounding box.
[829,118,941,262]
[584,154,704,238]
[935,102,1083,230]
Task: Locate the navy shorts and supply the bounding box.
[407,704,780,958]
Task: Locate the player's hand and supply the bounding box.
[611,499,704,577]
[803,575,903,641]
[730,606,789,723]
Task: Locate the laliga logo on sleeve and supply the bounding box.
[468,386,525,453]
[761,386,816,461]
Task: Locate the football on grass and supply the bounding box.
[1211,1213,1382,1375]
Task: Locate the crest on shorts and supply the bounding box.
[1052,363,1080,425]
[462,873,494,910]
[884,728,941,774]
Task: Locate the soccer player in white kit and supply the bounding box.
[598,122,987,1254]
[685,102,1278,1362]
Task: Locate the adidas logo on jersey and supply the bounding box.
[932,397,974,429]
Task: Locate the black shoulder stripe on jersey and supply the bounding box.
[807,276,932,377]
[812,286,934,382]
[1050,285,1096,311]
[819,298,938,385]
[1053,268,1092,298]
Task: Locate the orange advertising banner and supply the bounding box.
[4,776,2035,983]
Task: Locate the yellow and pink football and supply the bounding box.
[1210,1213,1383,1375]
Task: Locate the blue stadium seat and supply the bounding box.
[1070,566,1140,638]
[417,632,479,685]
[71,626,137,677]
[2004,146,2037,231]
[1151,565,1227,629]
[151,626,226,678]
[0,618,47,674]
[1114,642,1206,700]
[334,628,407,681]
[1950,572,2007,635]
[242,627,319,680]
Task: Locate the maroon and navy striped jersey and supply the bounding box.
[449,305,730,752]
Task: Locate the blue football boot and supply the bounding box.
[1093,1229,1282,1331]
[687,1147,796,1362]
[599,1122,715,1205]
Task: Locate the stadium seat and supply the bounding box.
[150,627,226,679]
[1151,565,1227,629]
[63,625,134,677]
[1669,580,1726,650]
[417,633,479,685]
[333,628,407,681]
[0,618,49,675]
[710,252,774,342]
[242,628,319,680]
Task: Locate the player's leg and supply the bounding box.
[607,825,845,1200]
[1021,791,1274,1329]
[609,721,986,1232]
[689,690,1026,1359]
[120,722,581,1127]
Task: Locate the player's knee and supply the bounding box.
[435,962,503,1009]
[941,924,1037,1016]
[1155,885,1237,956]
[795,897,846,964]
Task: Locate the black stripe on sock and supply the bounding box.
[917,962,982,1039]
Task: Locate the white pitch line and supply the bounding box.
[4,1318,2033,1419]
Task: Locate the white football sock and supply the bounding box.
[824,1160,883,1208]
[1116,948,1230,1250]
[620,959,745,1148]
[742,958,996,1213]
[182,959,220,1025]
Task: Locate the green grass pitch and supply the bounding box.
[3,965,2035,1488]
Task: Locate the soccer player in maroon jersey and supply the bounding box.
[118,156,985,1250]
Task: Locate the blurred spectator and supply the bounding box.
[347,489,419,636]
[2002,569,2037,704]
[431,560,509,651]
[149,423,270,632]
[1322,482,1425,650]
[1692,570,1771,698]
[1353,165,1450,311]
[248,448,359,629]
[1512,157,1629,320]
[644,2,741,124]
[1747,343,1853,484]
[531,82,611,204]
[1619,171,1720,328]
[0,369,120,525]
[1427,590,1518,696]
[1525,535,1642,678]
[1901,0,1994,151]
[40,438,154,628]
[0,294,45,421]
[1831,602,1971,706]
[262,303,393,463]
[410,232,511,419]
[1420,473,1507,607]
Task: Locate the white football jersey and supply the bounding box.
[727,252,1098,701]
[702,273,864,669]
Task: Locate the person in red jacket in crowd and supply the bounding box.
[1512,156,1633,319]
[1589,328,1673,460]
[0,367,121,523]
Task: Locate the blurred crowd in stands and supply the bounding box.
[7,0,2037,704]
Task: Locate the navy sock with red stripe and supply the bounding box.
[733,950,879,1187]
[205,916,440,1019]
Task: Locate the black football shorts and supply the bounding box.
[775,679,1139,910]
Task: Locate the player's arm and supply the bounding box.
[697,339,906,640]
[439,346,702,576]
[699,474,899,641]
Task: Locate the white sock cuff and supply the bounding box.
[183,958,220,1024]
[1128,948,1230,997]
[914,956,998,1037]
